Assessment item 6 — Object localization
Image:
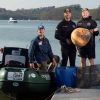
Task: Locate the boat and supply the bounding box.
[0,47,56,100]
[8,17,18,23]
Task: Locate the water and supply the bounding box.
[0,20,100,66]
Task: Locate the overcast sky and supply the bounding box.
[0,0,100,11]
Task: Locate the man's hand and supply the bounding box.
[90,27,99,34]
[52,58,57,67]
[30,62,41,70]
[94,27,99,32]
[30,63,35,68]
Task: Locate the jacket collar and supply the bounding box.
[82,16,92,20]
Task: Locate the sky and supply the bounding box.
[0,0,100,11]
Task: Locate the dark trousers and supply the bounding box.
[61,47,76,66]
[39,61,48,71]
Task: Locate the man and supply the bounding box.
[55,8,76,66]
[29,25,56,71]
[77,8,99,67]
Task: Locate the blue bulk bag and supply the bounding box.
[55,66,77,88]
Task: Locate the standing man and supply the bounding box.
[29,25,56,71]
[77,8,99,67]
[55,8,76,66]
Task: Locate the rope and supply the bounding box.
[59,85,80,93]
[45,85,80,100]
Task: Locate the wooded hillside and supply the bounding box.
[0,4,100,20]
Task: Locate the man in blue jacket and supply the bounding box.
[29,25,56,71]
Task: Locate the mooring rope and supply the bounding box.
[45,85,80,100]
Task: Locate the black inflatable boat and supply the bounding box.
[0,47,56,100]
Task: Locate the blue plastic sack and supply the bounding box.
[55,66,77,88]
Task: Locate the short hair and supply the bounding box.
[82,8,89,12]
[64,8,71,13]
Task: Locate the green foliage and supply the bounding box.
[0,5,100,20]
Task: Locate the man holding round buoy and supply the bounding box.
[55,8,76,67]
[71,8,99,67]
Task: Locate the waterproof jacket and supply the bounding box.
[29,36,53,63]
[55,19,76,49]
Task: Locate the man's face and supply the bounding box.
[82,10,90,18]
[64,12,72,20]
[38,28,45,36]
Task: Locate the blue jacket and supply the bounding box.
[28,36,53,63]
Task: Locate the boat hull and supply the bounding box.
[0,67,56,100]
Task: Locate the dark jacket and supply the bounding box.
[28,36,53,63]
[55,19,76,49]
[77,16,99,48]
